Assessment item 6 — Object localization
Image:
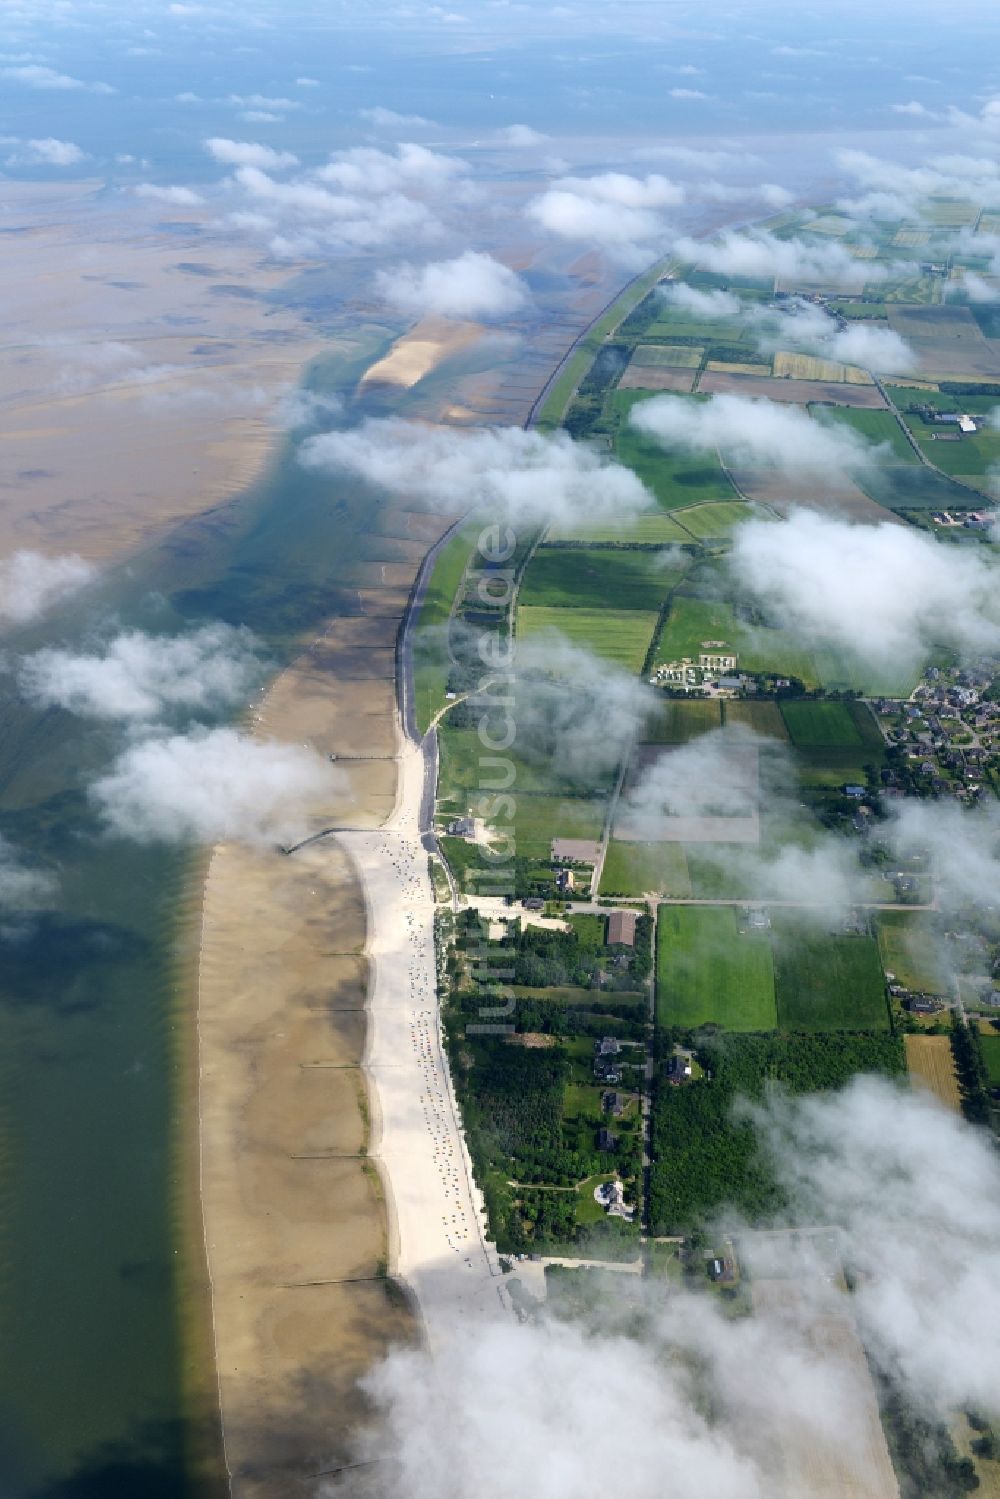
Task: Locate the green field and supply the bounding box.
[654,588,838,688]
[600,840,691,897]
[656,594,741,661]
[779,699,864,747]
[668,501,765,539]
[518,606,659,672]
[515,794,607,860]
[412,522,477,732]
[535,256,675,429]
[723,700,788,738]
[813,406,918,464]
[911,428,1000,479]
[656,907,777,1031]
[643,698,722,743]
[876,911,948,993]
[611,391,741,511]
[520,547,684,611]
[772,918,889,1031]
[978,1032,1000,1086]
[546,511,697,545]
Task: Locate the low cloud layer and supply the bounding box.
[0,550,96,626]
[730,510,1000,675]
[300,419,654,529]
[90,727,338,848]
[204,136,298,170]
[529,171,683,265]
[661,282,742,317]
[374,250,528,319]
[750,299,916,374]
[672,229,892,289]
[365,1080,1000,1498]
[18,625,262,721]
[0,835,56,923]
[631,393,879,478]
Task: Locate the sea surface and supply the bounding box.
[0,334,415,1499]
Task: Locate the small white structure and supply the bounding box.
[594,1178,634,1221]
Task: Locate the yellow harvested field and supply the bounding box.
[849,244,880,260]
[886,377,939,391]
[892,228,931,247]
[905,1034,962,1113]
[774,350,849,382]
[808,215,853,236]
[844,364,876,385]
[704,359,771,376]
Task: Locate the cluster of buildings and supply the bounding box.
[650,641,742,695]
[876,662,1000,803]
[931,508,996,531]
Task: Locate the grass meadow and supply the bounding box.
[656,906,777,1031]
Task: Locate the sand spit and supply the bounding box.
[359,314,485,390]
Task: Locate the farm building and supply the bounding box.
[699,641,738,673]
[607,909,638,947]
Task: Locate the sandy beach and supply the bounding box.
[340,736,508,1349]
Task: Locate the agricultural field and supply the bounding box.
[667,501,764,539]
[520,547,682,611]
[813,405,918,463]
[876,911,948,994]
[723,700,788,738]
[887,305,1000,378]
[656,906,777,1031]
[600,840,691,898]
[619,366,697,393]
[546,511,696,545]
[773,350,872,384]
[978,1031,1000,1087]
[904,1035,962,1112]
[771,918,889,1031]
[655,594,741,662]
[779,699,866,747]
[630,343,703,368]
[610,391,742,510]
[643,698,722,743]
[515,793,607,861]
[699,370,887,406]
[517,606,659,671]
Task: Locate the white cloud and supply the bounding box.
[0,551,96,626]
[18,625,262,722]
[204,137,298,170]
[673,229,889,288]
[316,141,467,195]
[630,392,880,479]
[295,77,319,88]
[670,87,709,99]
[359,105,434,129]
[496,123,547,147]
[528,171,683,266]
[660,282,742,317]
[134,183,205,206]
[6,137,86,166]
[1,64,114,94]
[374,250,528,319]
[366,1079,1000,1497]
[90,727,339,848]
[729,510,1000,676]
[300,419,654,530]
[750,299,916,374]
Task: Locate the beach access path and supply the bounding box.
[338,735,510,1350]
